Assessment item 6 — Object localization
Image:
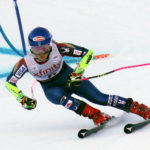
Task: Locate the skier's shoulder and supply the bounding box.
[54,40,75,49]
[6,57,28,84]
[13,57,28,77]
[14,57,28,69]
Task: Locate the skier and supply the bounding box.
[5,27,150,126]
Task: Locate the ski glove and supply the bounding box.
[67,64,84,87]
[67,72,83,87]
[17,91,37,110]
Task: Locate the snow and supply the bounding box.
[1,0,150,149]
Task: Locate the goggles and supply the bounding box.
[30,44,51,55]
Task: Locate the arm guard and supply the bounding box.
[5,81,25,103]
[75,49,94,74]
[5,82,20,98]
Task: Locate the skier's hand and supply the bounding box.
[67,72,82,87]
[22,97,37,110]
[67,64,85,87]
[17,91,37,110]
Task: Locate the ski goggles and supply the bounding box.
[30,44,51,55]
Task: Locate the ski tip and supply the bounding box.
[124,124,134,134]
[78,129,87,138]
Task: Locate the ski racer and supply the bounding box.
[5,27,150,126]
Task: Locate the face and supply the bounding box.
[30,44,51,62]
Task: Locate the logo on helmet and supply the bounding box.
[33,36,45,41]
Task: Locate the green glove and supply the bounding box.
[67,64,85,87]
[17,91,37,110]
[67,72,83,87]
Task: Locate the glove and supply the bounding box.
[67,72,83,87]
[16,91,37,110]
[67,64,84,87]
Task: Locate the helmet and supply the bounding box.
[28,27,52,47]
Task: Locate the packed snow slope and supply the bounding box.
[1,0,150,150]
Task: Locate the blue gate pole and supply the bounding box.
[13,0,27,55]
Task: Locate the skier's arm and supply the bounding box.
[5,58,37,110]
[56,42,89,57]
[57,42,94,72]
[67,49,93,87]
[56,42,94,87]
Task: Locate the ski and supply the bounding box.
[124,119,150,134]
[78,115,124,138]
[78,119,110,138]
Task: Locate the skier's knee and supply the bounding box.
[45,95,61,105]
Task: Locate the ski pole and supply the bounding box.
[82,63,150,81]
[31,79,37,98]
